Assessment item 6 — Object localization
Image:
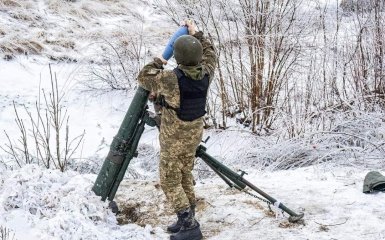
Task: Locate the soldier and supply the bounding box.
[137,20,216,240]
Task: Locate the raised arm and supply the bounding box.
[193,31,217,79]
[184,20,217,79]
[137,58,177,97]
[137,58,164,92]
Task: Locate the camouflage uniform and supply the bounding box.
[137,31,216,212]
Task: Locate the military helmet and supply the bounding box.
[174,35,203,66]
[363,171,385,193]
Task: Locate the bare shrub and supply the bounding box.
[336,0,385,106]
[0,226,15,240]
[261,0,385,138]
[238,109,385,170]
[1,66,84,172]
[340,0,376,12]
[155,0,304,132]
[83,30,146,93]
[151,0,385,139]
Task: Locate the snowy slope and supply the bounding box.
[1,0,385,239]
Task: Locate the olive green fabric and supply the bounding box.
[174,35,203,66]
[363,171,385,193]
[178,64,204,80]
[137,31,216,212]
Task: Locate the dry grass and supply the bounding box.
[1,38,44,60]
[196,196,208,212]
[44,39,75,49]
[0,0,22,7]
[0,0,150,61]
[0,0,33,9]
[8,11,38,21]
[278,220,302,229]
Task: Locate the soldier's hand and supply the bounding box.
[149,92,157,102]
[182,19,197,35]
[159,56,168,65]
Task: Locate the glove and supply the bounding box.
[181,19,197,35]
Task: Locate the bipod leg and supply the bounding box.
[109,201,119,214]
[196,146,247,189]
[204,157,244,191]
[240,178,304,223]
[196,145,304,223]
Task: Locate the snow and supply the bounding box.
[1,0,385,239]
[0,165,166,240]
[1,163,385,239]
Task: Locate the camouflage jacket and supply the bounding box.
[137,31,216,128]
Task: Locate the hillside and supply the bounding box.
[1,0,385,239]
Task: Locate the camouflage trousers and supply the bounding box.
[158,111,203,213]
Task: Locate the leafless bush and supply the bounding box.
[340,0,377,12]
[1,66,84,172]
[155,0,304,132]
[152,0,385,139]
[264,0,385,138]
[0,226,15,240]
[239,109,385,170]
[83,31,146,93]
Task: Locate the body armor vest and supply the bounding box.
[163,68,209,121]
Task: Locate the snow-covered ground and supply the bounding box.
[1,162,385,239]
[1,0,385,239]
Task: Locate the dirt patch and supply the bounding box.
[278,220,304,229]
[115,199,170,227]
[114,181,173,228]
[318,224,329,232]
[116,202,140,225]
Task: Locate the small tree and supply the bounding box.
[1,65,84,172]
[0,226,15,240]
[83,30,146,94]
[154,0,303,132]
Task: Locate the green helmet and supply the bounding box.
[363,171,385,193]
[174,35,203,66]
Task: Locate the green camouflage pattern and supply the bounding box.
[137,31,216,212]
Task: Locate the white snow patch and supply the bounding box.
[0,164,167,240]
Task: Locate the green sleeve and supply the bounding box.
[193,31,217,79]
[137,58,178,98]
[137,58,164,92]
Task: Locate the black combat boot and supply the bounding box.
[167,212,183,233]
[167,205,195,233]
[170,206,202,240]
